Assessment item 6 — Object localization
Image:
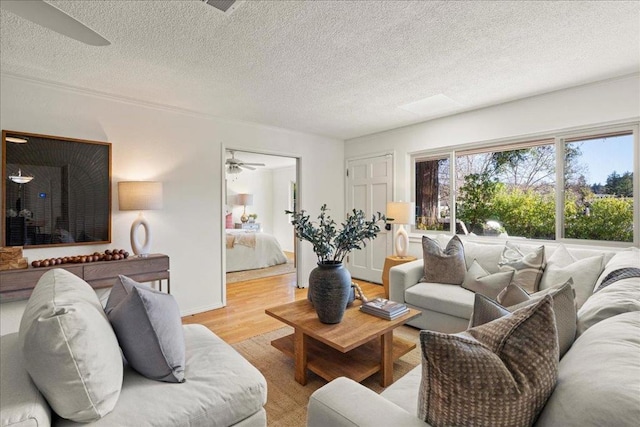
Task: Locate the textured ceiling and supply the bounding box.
[1,1,639,140]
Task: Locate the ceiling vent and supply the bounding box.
[202,0,244,15]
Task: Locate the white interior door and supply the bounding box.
[346,154,393,283]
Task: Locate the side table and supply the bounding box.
[382,255,417,298]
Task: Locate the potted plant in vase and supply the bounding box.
[286,204,385,324]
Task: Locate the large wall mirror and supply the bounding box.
[2,130,111,248]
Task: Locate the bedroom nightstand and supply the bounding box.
[235,222,261,231]
[382,255,417,298]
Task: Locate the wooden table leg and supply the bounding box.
[380,331,393,387]
[294,328,308,385]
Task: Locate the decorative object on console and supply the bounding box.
[386,201,415,257]
[0,246,28,270]
[30,248,129,268]
[286,204,385,324]
[420,235,466,285]
[118,181,163,257]
[236,193,254,223]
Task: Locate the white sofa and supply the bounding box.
[389,236,618,332]
[0,270,268,427]
[307,239,640,427]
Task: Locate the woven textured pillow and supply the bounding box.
[419,296,559,427]
[420,235,466,285]
[462,259,514,299]
[498,241,545,293]
[481,280,577,357]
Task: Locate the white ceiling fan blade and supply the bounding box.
[241,162,266,166]
[1,0,110,46]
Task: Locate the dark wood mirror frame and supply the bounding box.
[2,130,112,248]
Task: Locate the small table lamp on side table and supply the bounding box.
[384,201,417,298]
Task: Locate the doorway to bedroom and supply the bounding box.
[223,149,299,293]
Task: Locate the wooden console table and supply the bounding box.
[0,254,170,302]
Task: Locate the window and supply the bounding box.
[413,124,638,243]
[454,141,556,239]
[415,156,450,231]
[563,132,634,242]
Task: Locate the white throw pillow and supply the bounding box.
[539,245,604,309]
[18,269,123,422]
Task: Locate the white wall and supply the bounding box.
[346,74,640,255]
[0,75,344,335]
[272,166,297,252]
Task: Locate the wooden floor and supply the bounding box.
[182,272,384,344]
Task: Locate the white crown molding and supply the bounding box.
[0,71,341,141]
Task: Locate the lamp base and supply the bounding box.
[131,212,152,256]
[394,224,409,258]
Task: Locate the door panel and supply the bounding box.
[346,154,393,283]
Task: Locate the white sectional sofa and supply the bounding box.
[0,269,268,427]
[389,235,619,332]
[307,238,640,427]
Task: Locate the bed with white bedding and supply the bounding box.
[225,230,288,272]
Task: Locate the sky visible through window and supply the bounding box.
[577,134,633,185]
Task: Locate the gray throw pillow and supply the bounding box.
[474,280,577,358]
[462,259,514,299]
[498,241,545,293]
[419,296,558,427]
[420,235,466,285]
[106,275,185,383]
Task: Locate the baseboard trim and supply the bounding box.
[181,302,223,318]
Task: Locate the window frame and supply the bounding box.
[410,122,639,247]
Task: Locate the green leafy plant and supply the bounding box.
[286,204,385,264]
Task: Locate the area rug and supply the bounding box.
[232,325,421,427]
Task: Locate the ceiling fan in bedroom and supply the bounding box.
[1,0,110,46]
[226,151,266,174]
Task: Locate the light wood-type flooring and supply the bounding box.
[182,272,384,344]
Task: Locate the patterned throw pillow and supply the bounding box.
[420,235,466,285]
[498,241,545,293]
[484,280,577,357]
[419,296,559,427]
[462,259,514,299]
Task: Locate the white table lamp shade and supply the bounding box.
[118,181,163,256]
[118,181,163,211]
[386,202,415,258]
[236,193,253,206]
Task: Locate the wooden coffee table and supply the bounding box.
[265,299,420,387]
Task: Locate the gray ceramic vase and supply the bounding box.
[308,262,352,324]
